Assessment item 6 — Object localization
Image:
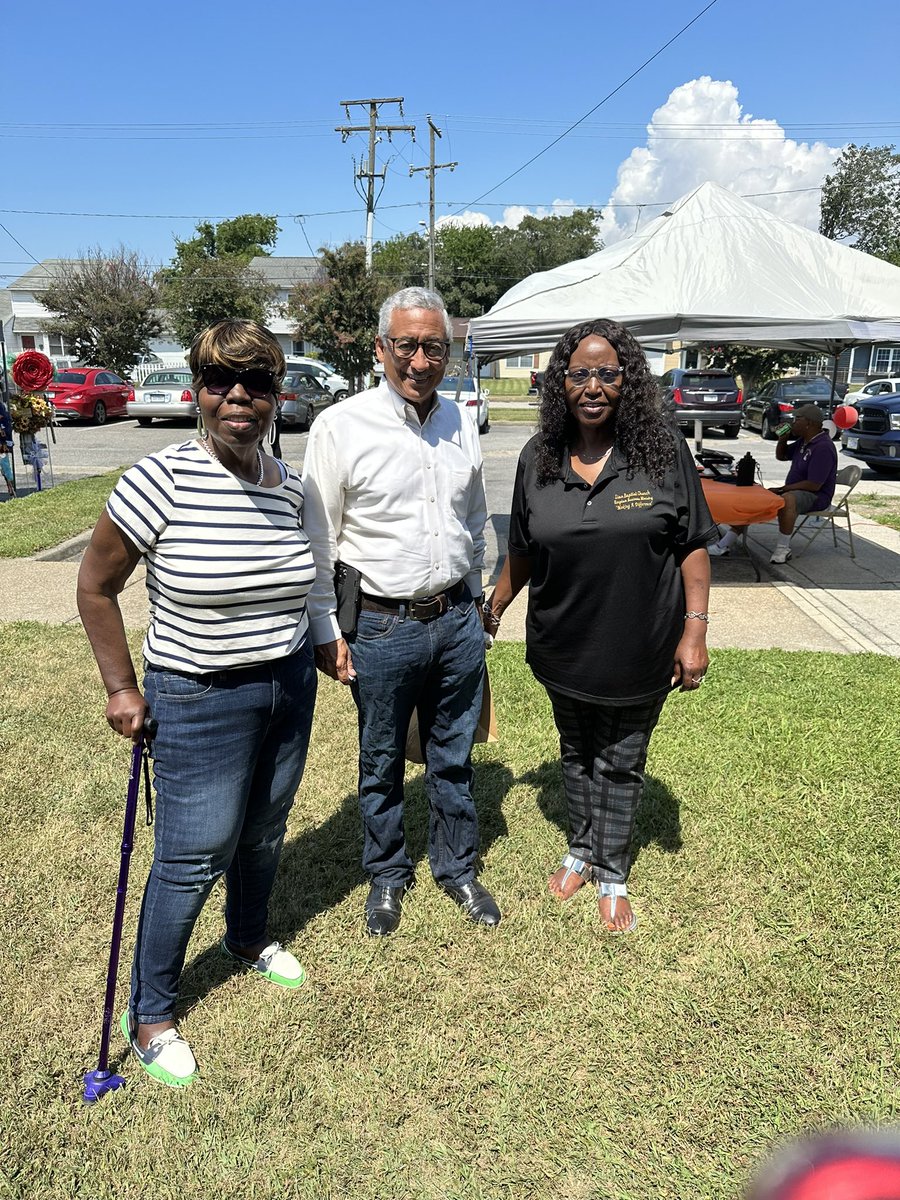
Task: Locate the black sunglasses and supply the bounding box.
[199,364,276,399]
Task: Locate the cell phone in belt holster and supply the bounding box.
[334,561,362,638]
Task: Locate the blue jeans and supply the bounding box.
[349,590,484,887]
[131,641,316,1024]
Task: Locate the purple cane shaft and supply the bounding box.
[94,735,145,1073]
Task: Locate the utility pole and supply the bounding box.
[410,116,457,291]
[336,98,416,270]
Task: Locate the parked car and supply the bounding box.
[126,369,197,426]
[528,369,545,395]
[844,377,900,405]
[284,357,349,400]
[437,376,490,434]
[658,367,742,437]
[45,368,132,424]
[278,372,334,430]
[741,375,840,439]
[840,395,900,474]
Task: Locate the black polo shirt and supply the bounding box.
[507,434,716,705]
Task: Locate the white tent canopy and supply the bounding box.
[469,182,900,361]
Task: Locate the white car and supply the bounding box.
[844,378,900,405]
[437,376,490,435]
[284,357,349,400]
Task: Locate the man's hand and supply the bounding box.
[314,638,356,684]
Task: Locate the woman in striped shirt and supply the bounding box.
[77,319,318,1089]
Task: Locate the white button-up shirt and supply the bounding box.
[302,380,487,645]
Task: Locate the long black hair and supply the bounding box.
[534,318,676,486]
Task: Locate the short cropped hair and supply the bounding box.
[378,287,453,342]
[188,319,286,395]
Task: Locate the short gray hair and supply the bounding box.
[378,286,453,342]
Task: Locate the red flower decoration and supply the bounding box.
[12,350,54,393]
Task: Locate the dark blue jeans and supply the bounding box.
[349,591,484,887]
[132,641,316,1024]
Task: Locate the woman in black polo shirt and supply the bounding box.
[484,319,715,932]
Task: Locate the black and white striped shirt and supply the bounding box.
[107,440,315,673]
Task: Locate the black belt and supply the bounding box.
[360,580,467,622]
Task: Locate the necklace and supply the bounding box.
[574,445,613,463]
[201,435,264,485]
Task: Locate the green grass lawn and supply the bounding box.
[484,378,531,396]
[0,470,123,558]
[491,406,540,425]
[1,627,897,1198]
[852,492,900,532]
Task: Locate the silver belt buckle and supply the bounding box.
[410,595,444,621]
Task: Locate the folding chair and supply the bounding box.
[792,464,863,558]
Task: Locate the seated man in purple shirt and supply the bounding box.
[708,404,838,564]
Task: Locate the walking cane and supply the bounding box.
[83,717,157,1104]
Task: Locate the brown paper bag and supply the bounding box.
[405,670,498,764]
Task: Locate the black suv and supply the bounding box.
[658,368,742,437]
[742,375,839,439]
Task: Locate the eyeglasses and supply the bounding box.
[385,337,450,363]
[199,364,276,399]
[565,366,624,387]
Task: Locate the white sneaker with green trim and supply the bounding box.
[221,938,307,989]
[120,1010,198,1088]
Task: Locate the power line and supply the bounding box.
[450,0,722,212]
[0,186,823,224]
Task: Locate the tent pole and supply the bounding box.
[829,347,841,415]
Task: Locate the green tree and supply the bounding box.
[495,208,601,281]
[159,214,280,346]
[289,242,379,395]
[172,213,280,267]
[36,248,162,375]
[819,143,900,264]
[372,209,602,317]
[701,345,803,395]
[371,232,428,291]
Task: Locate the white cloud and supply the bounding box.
[597,77,841,245]
[436,198,579,231]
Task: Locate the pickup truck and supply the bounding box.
[840,394,900,474]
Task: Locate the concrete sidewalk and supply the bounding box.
[1,511,898,656]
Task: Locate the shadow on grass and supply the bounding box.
[525,758,683,863]
[176,760,513,1018]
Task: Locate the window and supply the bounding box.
[872,346,900,375]
[504,354,534,369]
[21,335,36,351]
[291,340,306,356]
[48,334,65,356]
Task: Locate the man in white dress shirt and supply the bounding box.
[302,287,501,936]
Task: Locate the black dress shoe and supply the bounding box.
[364,882,410,937]
[442,880,501,927]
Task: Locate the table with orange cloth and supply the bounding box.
[701,479,784,526]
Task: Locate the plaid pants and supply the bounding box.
[546,689,667,884]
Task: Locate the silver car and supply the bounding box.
[278,373,335,430]
[127,369,198,426]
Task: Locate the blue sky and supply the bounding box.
[2,0,897,284]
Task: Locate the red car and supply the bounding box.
[45,368,133,424]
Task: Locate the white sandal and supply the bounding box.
[598,880,637,933]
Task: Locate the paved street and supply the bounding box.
[6,413,900,587]
[4,410,900,658]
